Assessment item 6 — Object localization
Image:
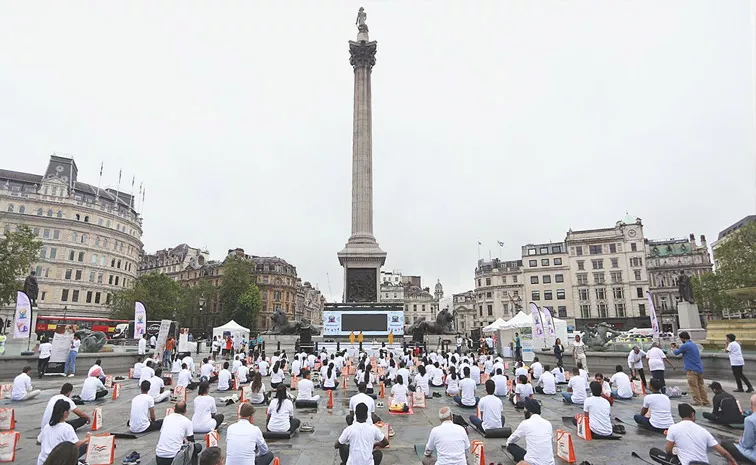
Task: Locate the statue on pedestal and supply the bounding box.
[23,271,38,307]
[677,271,694,304]
[406,308,455,335]
[268,309,321,335]
[355,7,368,32]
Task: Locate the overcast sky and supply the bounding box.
[1,2,754,302]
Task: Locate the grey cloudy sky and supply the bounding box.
[1,2,754,302]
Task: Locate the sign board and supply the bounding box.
[178,328,190,353]
[322,310,404,336]
[153,319,171,358]
[47,330,74,374]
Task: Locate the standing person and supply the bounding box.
[423,406,470,465]
[335,403,389,465]
[129,381,163,433]
[37,400,90,465]
[164,336,174,369]
[150,333,157,350]
[721,394,756,463]
[11,366,41,400]
[627,345,647,389]
[572,334,587,371]
[227,403,274,465]
[192,382,224,434]
[65,334,80,377]
[211,337,220,361]
[456,334,463,355]
[656,403,738,465]
[505,398,555,465]
[703,382,744,425]
[38,336,52,378]
[553,338,564,367]
[646,341,674,392]
[634,379,674,432]
[514,333,522,361]
[225,336,233,360]
[672,331,710,406]
[266,385,300,435]
[138,334,147,356]
[155,401,202,465]
[725,334,753,392]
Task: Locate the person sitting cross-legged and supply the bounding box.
[535,365,556,395]
[512,374,535,409]
[216,362,233,392]
[178,363,199,391]
[199,358,218,384]
[634,378,674,433]
[347,383,382,426]
[453,366,479,408]
[721,394,756,464]
[80,368,108,401]
[579,381,614,439]
[335,403,389,465]
[227,403,274,465]
[37,399,90,465]
[423,406,470,465]
[562,367,587,405]
[505,398,555,465]
[129,380,164,434]
[11,366,41,401]
[155,401,202,465]
[296,369,320,403]
[470,379,505,435]
[702,381,744,425]
[610,365,634,400]
[492,368,509,397]
[267,385,300,435]
[40,383,90,434]
[192,382,224,435]
[149,368,172,404]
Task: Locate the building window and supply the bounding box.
[36,208,43,216]
[543,275,552,284]
[40,291,46,301]
[487,305,493,316]
[64,269,72,280]
[579,289,589,301]
[479,305,483,317]
[609,244,617,253]
[554,258,562,265]
[575,246,583,256]
[531,291,540,301]
[97,273,103,284]
[552,245,561,253]
[638,303,646,316]
[529,260,537,267]
[106,293,112,305]
[555,274,564,283]
[413,304,417,312]
[114,276,119,285]
[422,304,426,312]
[95,292,101,304]
[477,279,481,287]
[50,248,57,259]
[634,270,642,281]
[558,306,567,317]
[53,230,60,240]
[577,261,584,271]
[530,276,539,284]
[636,287,644,298]
[108,275,113,285]
[100,256,105,266]
[591,259,603,269]
[512,275,517,283]
[610,258,619,268]
[577,273,588,285]
[528,248,536,256]
[61,289,69,302]
[89,271,95,282]
[77,252,84,262]
[631,242,637,251]
[615,303,626,317]
[544,290,553,300]
[47,209,53,217]
[557,289,566,300]
[610,271,623,283]
[91,254,98,264]
[57,210,63,218]
[580,304,590,318]
[630,257,642,267]
[596,288,606,300]
[541,258,549,266]
[40,248,47,259]
[86,291,93,303]
[593,272,605,284]
[598,303,608,318]
[589,245,602,255]
[75,270,82,280]
[613,287,624,299]
[71,290,79,302]
[538,247,547,254]
[486,292,492,298]
[501,276,507,284]
[660,297,668,311]
[485,278,491,286]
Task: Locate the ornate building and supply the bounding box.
[521,242,574,325]
[452,290,476,335]
[295,279,326,324]
[138,243,209,279]
[0,155,143,318]
[474,259,524,328]
[404,284,438,327]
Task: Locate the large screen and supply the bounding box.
[341,313,387,332]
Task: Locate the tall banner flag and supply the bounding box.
[647,292,660,338]
[12,291,31,339]
[530,302,545,339]
[541,306,556,337]
[154,319,171,359]
[134,302,147,339]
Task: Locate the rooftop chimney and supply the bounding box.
[700,235,707,246]
[689,233,696,247]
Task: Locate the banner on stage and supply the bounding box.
[12,291,31,339]
[134,302,147,339]
[322,310,404,336]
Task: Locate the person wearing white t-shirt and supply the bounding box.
[535,366,556,395]
[322,363,339,390]
[133,361,144,379]
[291,357,302,378]
[270,360,286,388]
[470,380,505,434]
[37,399,90,465]
[397,364,410,389]
[266,385,300,434]
[336,403,389,465]
[177,363,199,390]
[236,362,249,384]
[150,334,157,349]
[296,369,320,402]
[216,362,233,391]
[65,335,81,377]
[155,401,202,465]
[655,403,738,465]
[37,336,52,378]
[347,383,382,425]
[634,379,674,432]
[39,383,90,435]
[87,359,106,383]
[726,334,753,392]
[129,381,163,433]
[470,363,481,385]
[646,342,674,393]
[627,346,648,390]
[594,373,613,399]
[138,334,147,355]
[149,368,171,403]
[609,366,634,399]
[248,372,267,405]
[551,365,567,384]
[413,365,431,397]
[80,368,108,401]
[562,368,587,405]
[390,375,409,405]
[492,369,509,397]
[429,362,444,387]
[505,398,555,465]
[513,375,535,408]
[515,362,528,379]
[454,367,479,407]
[199,358,218,383]
[181,355,195,375]
[192,382,224,434]
[139,361,155,387]
[530,358,544,380]
[445,367,461,396]
[11,366,41,401]
[227,402,274,465]
[424,406,470,465]
[581,382,614,438]
[258,359,270,377]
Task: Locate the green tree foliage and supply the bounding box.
[0,225,42,306]
[110,273,184,321]
[180,280,219,324]
[219,257,262,330]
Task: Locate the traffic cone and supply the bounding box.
[379,382,385,399]
[471,439,486,465]
[272,458,280,465]
[327,389,334,409]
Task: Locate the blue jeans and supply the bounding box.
[162,350,171,368]
[65,351,77,375]
[612,389,632,400]
[469,414,506,433]
[562,392,582,404]
[453,395,479,407]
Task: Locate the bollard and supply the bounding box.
[315,342,319,352]
[277,341,281,351]
[336,341,340,351]
[359,341,363,352]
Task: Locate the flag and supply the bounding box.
[478,241,482,246]
[647,292,660,338]
[99,162,103,176]
[131,175,135,188]
[134,302,147,339]
[541,306,556,337]
[530,302,545,339]
[118,169,122,183]
[497,241,504,247]
[13,291,31,339]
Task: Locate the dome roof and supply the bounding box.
[435,279,443,290]
[620,213,638,225]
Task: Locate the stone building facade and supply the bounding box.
[0,155,143,318]
[295,279,326,324]
[452,290,476,335]
[565,215,651,329]
[521,242,574,325]
[138,243,209,279]
[474,258,524,329]
[404,284,438,327]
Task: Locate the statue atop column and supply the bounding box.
[355,7,368,32]
[677,271,694,304]
[23,271,38,307]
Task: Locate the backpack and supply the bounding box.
[666,386,682,398]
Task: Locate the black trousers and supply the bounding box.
[339,443,383,465]
[94,389,108,400]
[506,443,527,462]
[702,411,744,425]
[651,370,666,391]
[733,365,753,391]
[38,357,49,378]
[634,368,647,388]
[68,417,88,431]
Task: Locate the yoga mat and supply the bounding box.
[389,405,414,415]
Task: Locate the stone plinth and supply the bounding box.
[677,301,707,341]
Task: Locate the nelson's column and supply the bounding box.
[337,7,387,303]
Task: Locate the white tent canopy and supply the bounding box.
[212,320,251,342]
[502,310,533,328]
[482,318,508,333]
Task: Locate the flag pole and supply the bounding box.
[477,239,481,260]
[95,162,103,199]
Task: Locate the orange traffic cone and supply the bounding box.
[327,389,334,409]
[471,439,486,465]
[272,458,280,465]
[379,382,385,399]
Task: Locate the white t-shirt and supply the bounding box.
[515,383,534,401]
[628,350,646,369]
[425,421,470,465]
[150,335,156,346]
[266,398,294,433]
[200,363,215,379]
[291,360,301,377]
[11,372,32,400]
[156,413,194,458]
[248,383,266,404]
[515,367,528,378]
[296,379,315,400]
[646,347,667,372]
[323,367,338,388]
[271,368,285,384]
[666,420,718,465]
[182,356,194,373]
[338,421,385,465]
[643,393,674,429]
[192,395,218,433]
[390,383,409,404]
[40,395,77,429]
[568,376,587,404]
[226,419,269,465]
[80,377,105,401]
[531,362,544,379]
[459,378,477,406]
[492,374,509,396]
[138,338,147,354]
[71,339,81,353]
[133,362,144,379]
[38,422,79,465]
[552,367,566,383]
[506,414,555,465]
[349,393,376,424]
[397,368,410,386]
[430,367,444,385]
[217,369,232,391]
[610,372,633,399]
[177,369,193,388]
[87,364,104,377]
[148,376,165,398]
[237,365,249,384]
[478,395,504,430]
[414,373,430,396]
[583,396,612,436]
[258,361,269,376]
[139,365,155,385]
[446,375,460,395]
[39,342,52,359]
[470,365,481,384]
[727,341,745,366]
[130,393,155,433]
[538,371,556,395]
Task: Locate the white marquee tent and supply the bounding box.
[482,318,508,333]
[212,320,251,343]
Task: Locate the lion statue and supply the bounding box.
[268,308,321,335]
[406,308,455,335]
[74,329,107,353]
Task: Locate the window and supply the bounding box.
[529,260,537,267]
[610,258,619,268]
[80,234,87,244]
[577,273,588,285]
[575,246,583,256]
[117,260,121,268]
[554,258,562,265]
[593,272,605,284]
[86,291,93,303]
[577,261,585,271]
[477,279,481,287]
[57,210,63,218]
[40,248,47,259]
[35,265,42,275]
[50,248,57,259]
[512,276,517,283]
[36,208,43,216]
[630,257,642,267]
[108,275,113,285]
[53,230,60,240]
[487,305,493,316]
[413,304,417,312]
[97,273,103,284]
[65,269,72,280]
[598,303,608,317]
[634,270,642,281]
[558,306,567,318]
[75,270,82,280]
[580,304,590,318]
[77,252,84,262]
[544,290,553,300]
[638,303,646,316]
[591,259,603,269]
[501,276,507,284]
[543,275,551,284]
[99,256,105,266]
[557,289,566,300]
[631,242,637,251]
[40,291,46,301]
[485,278,491,286]
[5,205,13,213]
[91,254,98,264]
[528,248,536,256]
[579,289,589,301]
[531,291,540,301]
[555,274,564,283]
[636,287,644,298]
[106,293,112,305]
[61,289,69,302]
[596,288,606,300]
[615,303,626,317]
[552,245,561,253]
[84,216,89,223]
[486,292,492,298]
[72,290,79,302]
[589,245,602,255]
[610,271,623,283]
[98,219,103,226]
[541,258,549,266]
[33,227,40,236]
[479,306,483,317]
[71,232,77,243]
[530,276,539,284]
[89,271,95,282]
[613,287,624,299]
[111,259,116,267]
[47,209,53,217]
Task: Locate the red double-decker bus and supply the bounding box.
[35,316,130,339]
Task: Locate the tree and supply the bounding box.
[219,257,262,330]
[110,273,184,321]
[0,225,42,306]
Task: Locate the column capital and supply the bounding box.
[349,40,377,70]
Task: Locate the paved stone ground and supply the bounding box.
[7,358,751,465]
